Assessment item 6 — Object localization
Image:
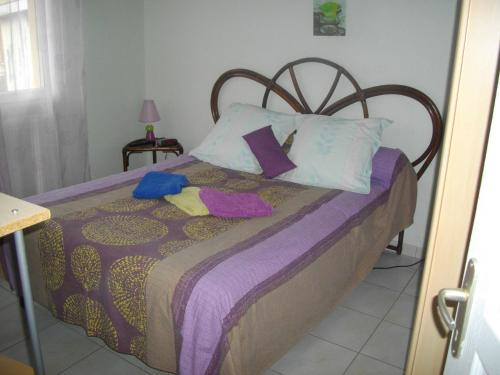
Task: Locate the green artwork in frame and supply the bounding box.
[313,0,346,36]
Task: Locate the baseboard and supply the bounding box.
[401,243,424,259]
[387,239,424,259]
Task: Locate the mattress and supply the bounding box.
[5,147,416,375]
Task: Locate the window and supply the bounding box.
[0,0,40,92]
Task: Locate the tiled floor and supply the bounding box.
[0,251,421,375]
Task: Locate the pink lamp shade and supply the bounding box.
[139,100,161,123]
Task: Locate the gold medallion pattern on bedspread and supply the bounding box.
[82,215,168,246]
[257,186,303,208]
[205,186,235,193]
[189,168,228,184]
[37,161,307,359]
[71,245,101,291]
[152,205,190,220]
[159,239,197,257]
[238,171,266,181]
[183,217,244,241]
[62,208,98,220]
[63,294,119,350]
[129,335,147,360]
[224,178,260,190]
[98,197,159,213]
[39,220,65,291]
[109,256,159,334]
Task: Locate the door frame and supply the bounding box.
[405,0,500,374]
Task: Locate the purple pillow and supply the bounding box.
[243,125,296,178]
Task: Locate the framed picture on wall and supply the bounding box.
[313,0,346,36]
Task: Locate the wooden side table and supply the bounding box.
[0,193,51,375]
[122,139,184,172]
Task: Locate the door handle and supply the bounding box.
[436,258,477,358]
[437,288,468,331]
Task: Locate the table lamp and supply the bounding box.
[139,100,161,142]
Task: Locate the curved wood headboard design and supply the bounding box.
[210,57,443,180]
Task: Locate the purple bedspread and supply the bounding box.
[0,147,408,375]
[173,148,406,375]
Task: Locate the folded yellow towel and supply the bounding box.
[164,186,209,216]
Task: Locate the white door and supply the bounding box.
[441,78,500,374]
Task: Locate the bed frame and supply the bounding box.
[210,57,444,254]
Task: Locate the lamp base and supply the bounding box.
[145,130,156,142]
[145,124,156,142]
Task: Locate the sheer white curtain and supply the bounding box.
[0,0,89,197]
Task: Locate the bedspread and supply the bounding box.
[5,147,416,375]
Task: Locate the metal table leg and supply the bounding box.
[13,230,45,375]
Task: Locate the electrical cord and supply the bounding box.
[373,259,424,269]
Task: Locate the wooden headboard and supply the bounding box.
[210,57,443,181]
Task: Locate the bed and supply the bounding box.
[0,57,442,375]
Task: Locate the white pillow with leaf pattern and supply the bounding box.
[189,103,298,173]
[279,115,391,193]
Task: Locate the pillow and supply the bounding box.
[243,125,297,178]
[279,115,391,194]
[189,103,298,173]
[133,171,189,199]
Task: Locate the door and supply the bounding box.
[406,0,499,372]
[440,78,500,374]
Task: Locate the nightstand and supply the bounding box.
[122,138,184,172]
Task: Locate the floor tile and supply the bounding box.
[0,285,17,309]
[375,251,421,271]
[361,321,411,369]
[339,282,399,318]
[385,294,417,328]
[104,347,157,374]
[60,321,106,347]
[2,323,101,374]
[403,269,422,297]
[365,267,415,292]
[0,303,57,351]
[271,334,356,375]
[344,354,403,375]
[310,306,380,351]
[60,347,149,375]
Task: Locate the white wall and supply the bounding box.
[143,0,457,254]
[83,0,146,179]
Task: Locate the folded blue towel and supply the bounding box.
[133,171,189,199]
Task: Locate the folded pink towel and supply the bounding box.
[199,188,273,218]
